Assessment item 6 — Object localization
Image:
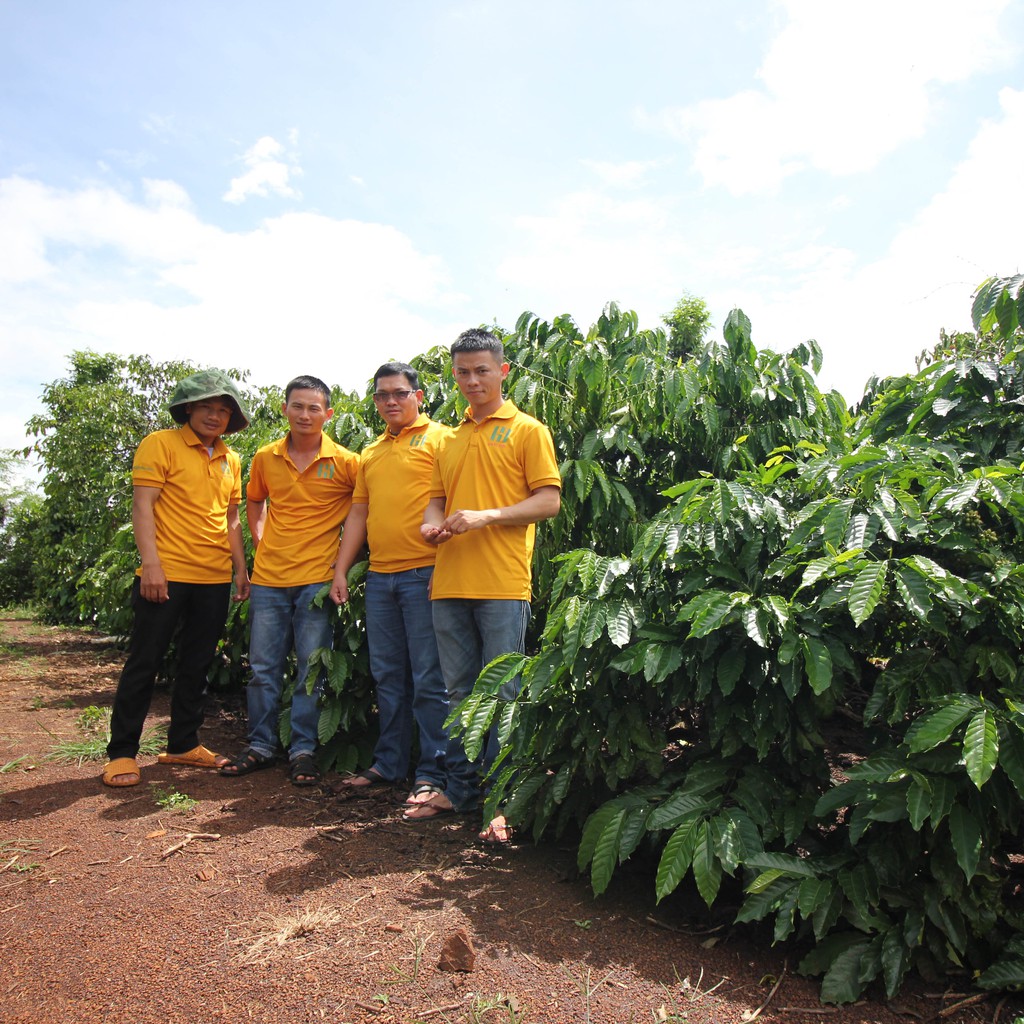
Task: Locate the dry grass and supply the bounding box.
[230,903,347,963]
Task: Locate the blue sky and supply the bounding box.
[2,1,1022,464]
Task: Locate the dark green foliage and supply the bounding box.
[453,286,1024,1003]
[10,276,1024,1001]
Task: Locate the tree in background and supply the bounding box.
[0,453,42,607]
[662,291,712,360]
[21,352,250,631]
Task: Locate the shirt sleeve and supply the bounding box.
[523,422,561,491]
[246,449,269,502]
[131,433,169,489]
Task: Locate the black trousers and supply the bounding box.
[106,578,231,760]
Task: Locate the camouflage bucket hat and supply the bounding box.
[166,369,251,435]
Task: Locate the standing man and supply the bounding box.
[329,362,461,804]
[221,375,358,786]
[102,370,251,788]
[407,329,561,842]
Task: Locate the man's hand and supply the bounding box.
[420,523,453,546]
[139,563,169,603]
[441,508,498,535]
[232,568,250,603]
[329,565,350,605]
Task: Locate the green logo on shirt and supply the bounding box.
[409,432,426,448]
[490,426,512,445]
[317,462,335,479]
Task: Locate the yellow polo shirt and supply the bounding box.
[429,400,560,601]
[130,424,242,585]
[247,433,359,587]
[355,414,454,574]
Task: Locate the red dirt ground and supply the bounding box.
[0,613,1019,1024]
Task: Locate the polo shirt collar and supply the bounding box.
[181,422,228,455]
[272,432,346,461]
[462,399,517,425]
[380,412,431,441]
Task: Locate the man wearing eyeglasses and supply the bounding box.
[329,362,462,807]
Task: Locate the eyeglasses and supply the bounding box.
[372,390,415,402]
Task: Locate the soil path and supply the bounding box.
[0,614,1015,1024]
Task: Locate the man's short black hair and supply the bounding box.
[451,328,504,361]
[285,375,331,405]
[372,362,419,391]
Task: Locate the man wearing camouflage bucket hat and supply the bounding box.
[102,369,251,788]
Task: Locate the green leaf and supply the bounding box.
[997,722,1024,799]
[906,777,931,831]
[963,709,998,789]
[948,803,981,881]
[317,700,342,745]
[578,801,624,872]
[717,647,745,696]
[655,814,702,902]
[687,592,741,639]
[643,643,683,684]
[745,852,818,878]
[459,692,498,761]
[617,805,651,863]
[796,877,832,916]
[848,562,887,627]
[977,959,1024,990]
[604,600,635,647]
[803,636,833,695]
[905,703,974,753]
[590,807,627,895]
[691,821,722,906]
[741,606,767,647]
[894,566,933,622]
[819,939,871,1004]
[648,790,713,830]
[881,927,909,997]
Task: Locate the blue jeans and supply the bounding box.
[365,567,457,787]
[246,582,332,760]
[431,598,530,812]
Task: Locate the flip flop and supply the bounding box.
[402,792,455,821]
[340,767,390,788]
[102,757,140,788]
[405,782,444,805]
[158,744,228,769]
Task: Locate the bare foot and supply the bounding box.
[340,768,387,788]
[478,815,514,844]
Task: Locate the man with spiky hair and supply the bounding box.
[410,329,561,843]
[103,369,251,788]
[221,375,358,787]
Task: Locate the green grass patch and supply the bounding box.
[150,785,197,813]
[46,705,166,765]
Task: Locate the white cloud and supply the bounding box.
[580,159,662,189]
[742,86,1024,396]
[646,0,1013,194]
[497,188,691,323]
[223,135,302,204]
[0,175,466,460]
[486,84,1024,405]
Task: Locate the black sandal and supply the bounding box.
[289,753,321,787]
[219,748,274,777]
